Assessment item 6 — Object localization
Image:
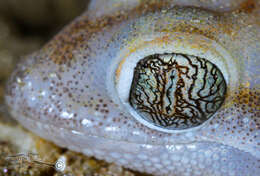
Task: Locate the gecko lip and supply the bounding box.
[10,110,260,161]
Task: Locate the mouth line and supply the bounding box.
[11,109,259,160]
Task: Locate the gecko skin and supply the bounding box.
[5,0,260,176]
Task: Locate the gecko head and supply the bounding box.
[5,1,260,175]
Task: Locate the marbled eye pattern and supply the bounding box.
[129,53,227,130]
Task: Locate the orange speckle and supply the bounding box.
[245,81,251,88]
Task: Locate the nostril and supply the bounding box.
[5,65,29,105]
[5,52,75,127]
[4,54,49,121]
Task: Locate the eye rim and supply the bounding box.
[104,6,245,134]
[106,32,237,133]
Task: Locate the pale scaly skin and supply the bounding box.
[5,0,260,176]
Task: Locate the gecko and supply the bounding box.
[5,0,260,175]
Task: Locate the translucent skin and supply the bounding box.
[5,0,260,176]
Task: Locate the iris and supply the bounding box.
[130,53,226,130]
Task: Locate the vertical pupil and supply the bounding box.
[129,53,227,130]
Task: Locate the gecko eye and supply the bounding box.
[109,6,239,134]
[129,53,226,131]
